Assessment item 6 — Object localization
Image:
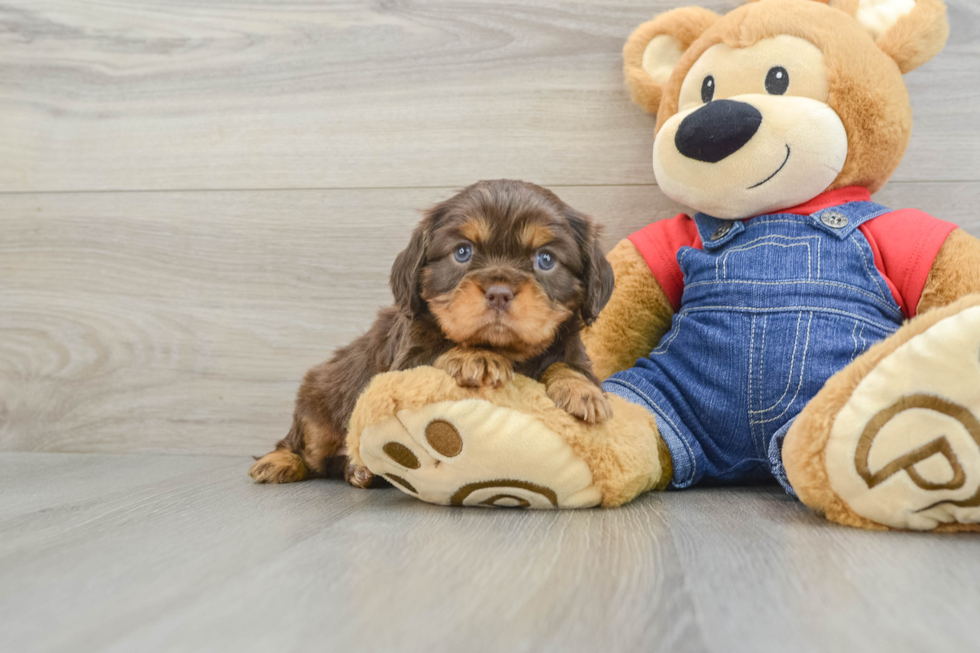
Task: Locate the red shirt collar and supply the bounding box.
[769,186,872,217]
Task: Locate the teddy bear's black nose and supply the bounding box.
[674,99,763,163]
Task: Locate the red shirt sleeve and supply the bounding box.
[628,214,701,312]
[858,209,958,318]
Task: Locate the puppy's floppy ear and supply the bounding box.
[845,0,949,73]
[564,209,615,326]
[623,7,720,114]
[390,209,437,317]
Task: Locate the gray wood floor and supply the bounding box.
[2,1,980,651]
[2,452,979,653]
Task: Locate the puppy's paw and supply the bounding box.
[434,348,514,388]
[546,376,613,425]
[249,450,308,484]
[345,459,379,489]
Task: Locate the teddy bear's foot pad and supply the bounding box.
[825,304,980,530]
[358,399,602,508]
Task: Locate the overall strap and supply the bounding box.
[691,213,745,251]
[806,201,892,239]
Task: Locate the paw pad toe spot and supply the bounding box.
[382,441,420,469]
[386,474,418,494]
[425,419,463,457]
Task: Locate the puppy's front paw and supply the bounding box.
[546,376,613,425]
[434,348,514,388]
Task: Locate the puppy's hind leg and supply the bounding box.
[249,416,312,484]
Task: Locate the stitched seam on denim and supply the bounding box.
[682,279,901,313]
[748,315,758,454]
[677,246,694,284]
[817,236,822,278]
[716,237,815,280]
[750,312,803,415]
[848,234,890,303]
[850,320,860,361]
[604,378,697,485]
[678,305,899,332]
[758,314,768,419]
[749,218,815,227]
[858,323,866,352]
[650,314,685,356]
[753,312,814,425]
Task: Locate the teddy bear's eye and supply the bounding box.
[701,75,715,103]
[765,66,789,95]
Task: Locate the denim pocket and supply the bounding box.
[748,311,814,456]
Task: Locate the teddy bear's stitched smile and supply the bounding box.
[748,144,791,189]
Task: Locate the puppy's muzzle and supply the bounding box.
[675,99,762,163]
[484,284,515,311]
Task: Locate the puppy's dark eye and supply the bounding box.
[701,75,715,103]
[535,251,555,271]
[453,243,472,263]
[765,66,789,95]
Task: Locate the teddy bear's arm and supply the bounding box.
[917,228,980,314]
[581,239,674,380]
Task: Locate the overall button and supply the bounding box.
[821,211,849,229]
[711,223,732,240]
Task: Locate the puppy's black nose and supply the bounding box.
[674,99,762,163]
[485,285,514,310]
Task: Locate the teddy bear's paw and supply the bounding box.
[357,399,602,509]
[825,304,980,531]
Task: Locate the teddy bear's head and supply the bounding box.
[624,0,948,219]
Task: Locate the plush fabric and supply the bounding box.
[580,239,675,380]
[348,0,980,532]
[782,295,980,532]
[623,7,721,113]
[348,367,670,508]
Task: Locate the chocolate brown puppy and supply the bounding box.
[249,180,615,487]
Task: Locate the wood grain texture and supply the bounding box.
[1,0,978,192]
[2,453,978,653]
[2,183,977,455]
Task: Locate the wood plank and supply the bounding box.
[1,182,977,455]
[0,184,682,455]
[656,487,980,653]
[3,453,979,653]
[1,0,977,192]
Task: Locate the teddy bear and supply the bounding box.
[345,0,980,532]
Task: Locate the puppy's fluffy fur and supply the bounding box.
[250,180,615,487]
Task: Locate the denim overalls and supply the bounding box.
[604,201,906,490]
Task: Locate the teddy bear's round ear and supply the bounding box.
[623,7,720,114]
[840,0,949,73]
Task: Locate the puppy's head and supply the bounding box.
[390,180,614,359]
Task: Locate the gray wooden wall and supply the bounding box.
[2,0,978,457]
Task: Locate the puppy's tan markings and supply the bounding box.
[249,449,309,484]
[521,223,554,250]
[459,216,491,243]
[435,347,515,388]
[508,280,575,350]
[427,279,487,344]
[300,418,342,474]
[542,363,613,424]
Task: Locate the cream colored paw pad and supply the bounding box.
[358,399,602,509]
[827,306,980,530]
